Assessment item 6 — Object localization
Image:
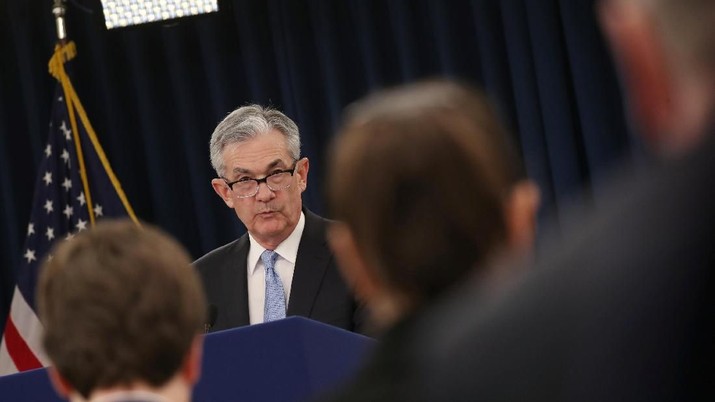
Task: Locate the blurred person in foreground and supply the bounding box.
[38,220,207,402]
[195,105,364,333]
[320,80,540,401]
[413,0,715,400]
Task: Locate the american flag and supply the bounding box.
[0,42,137,375]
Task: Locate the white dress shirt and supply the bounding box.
[247,212,305,324]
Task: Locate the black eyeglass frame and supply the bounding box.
[221,160,299,198]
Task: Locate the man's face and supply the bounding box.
[211,129,308,249]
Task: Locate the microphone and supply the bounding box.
[205,304,218,333]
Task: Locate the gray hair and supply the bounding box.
[209,104,301,177]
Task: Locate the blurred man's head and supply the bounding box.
[327,80,539,327]
[600,0,715,155]
[38,220,206,401]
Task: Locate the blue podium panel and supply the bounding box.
[194,316,374,402]
[0,366,62,401]
[0,317,373,402]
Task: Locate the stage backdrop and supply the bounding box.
[0,0,633,334]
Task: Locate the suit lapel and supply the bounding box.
[229,234,251,327]
[286,210,330,317]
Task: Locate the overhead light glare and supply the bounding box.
[100,0,218,29]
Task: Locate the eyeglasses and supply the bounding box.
[222,162,298,198]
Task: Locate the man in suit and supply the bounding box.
[196,105,364,333]
[412,0,715,400]
[38,220,206,402]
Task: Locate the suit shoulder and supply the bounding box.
[194,236,247,270]
[303,209,333,235]
[304,208,331,222]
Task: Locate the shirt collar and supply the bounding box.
[248,211,305,274]
[89,390,169,402]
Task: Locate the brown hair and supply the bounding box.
[328,80,522,306]
[38,220,206,398]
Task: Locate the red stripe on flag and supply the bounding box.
[3,317,42,371]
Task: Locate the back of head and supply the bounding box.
[328,80,522,306]
[38,220,207,399]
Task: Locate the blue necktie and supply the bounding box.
[261,250,286,322]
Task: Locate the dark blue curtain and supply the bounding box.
[0,0,631,333]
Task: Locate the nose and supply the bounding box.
[254,181,275,202]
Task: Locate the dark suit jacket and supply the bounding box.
[413,132,715,401]
[195,209,365,333]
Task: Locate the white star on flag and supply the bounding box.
[63,205,73,219]
[24,249,36,263]
[43,172,52,186]
[77,192,86,206]
[60,121,71,141]
[45,227,55,241]
[45,145,52,158]
[62,178,72,192]
[75,219,87,231]
[94,204,104,217]
[60,149,70,165]
[27,223,35,237]
[44,199,53,214]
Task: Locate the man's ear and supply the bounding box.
[48,366,74,398]
[504,180,540,252]
[327,222,381,304]
[296,157,309,192]
[598,0,674,141]
[211,178,234,208]
[181,335,204,386]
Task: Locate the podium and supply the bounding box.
[0,317,374,401]
[194,317,373,401]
